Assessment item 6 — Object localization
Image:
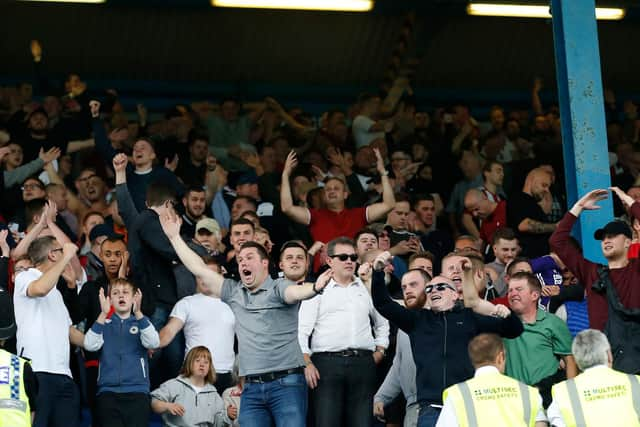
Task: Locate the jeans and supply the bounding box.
[239,373,307,427]
[33,372,80,427]
[311,352,377,427]
[417,405,441,427]
[149,304,184,387]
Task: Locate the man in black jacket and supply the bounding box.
[127,181,183,384]
[371,252,523,427]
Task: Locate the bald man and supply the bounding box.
[464,188,507,246]
[507,168,557,257]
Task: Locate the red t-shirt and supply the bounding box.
[480,200,507,244]
[628,242,640,259]
[309,207,368,270]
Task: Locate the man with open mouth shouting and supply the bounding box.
[160,210,332,427]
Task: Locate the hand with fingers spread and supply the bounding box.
[282,150,298,179]
[39,147,61,165]
[570,189,609,216]
[160,210,182,240]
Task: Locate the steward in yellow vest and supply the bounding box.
[0,287,36,427]
[437,333,548,427]
[548,329,640,427]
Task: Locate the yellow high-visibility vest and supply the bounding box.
[0,349,31,427]
[442,370,540,427]
[551,366,640,427]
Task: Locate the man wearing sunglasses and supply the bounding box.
[299,236,389,427]
[371,251,523,427]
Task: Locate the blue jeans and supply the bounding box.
[239,373,307,427]
[149,304,184,387]
[417,405,441,427]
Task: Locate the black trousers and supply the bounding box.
[311,352,377,427]
[33,372,81,427]
[96,392,150,427]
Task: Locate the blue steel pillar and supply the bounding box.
[551,0,612,264]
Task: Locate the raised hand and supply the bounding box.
[358,262,373,283]
[39,147,61,164]
[164,154,179,172]
[89,100,101,118]
[373,251,393,271]
[98,287,111,315]
[610,186,634,208]
[132,289,143,316]
[373,148,387,175]
[314,268,333,293]
[45,200,58,225]
[62,242,79,260]
[30,40,42,61]
[159,211,182,240]
[112,153,128,173]
[0,146,9,161]
[572,189,608,214]
[118,251,130,279]
[282,150,298,178]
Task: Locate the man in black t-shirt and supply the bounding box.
[507,167,557,257]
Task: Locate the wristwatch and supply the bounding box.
[375,348,386,357]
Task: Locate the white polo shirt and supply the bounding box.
[14,268,72,377]
[170,293,236,373]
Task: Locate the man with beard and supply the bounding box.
[179,186,207,238]
[76,236,128,426]
[159,211,334,426]
[298,237,389,427]
[507,167,557,257]
[374,268,430,427]
[372,251,523,427]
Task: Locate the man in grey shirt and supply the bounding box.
[160,212,332,426]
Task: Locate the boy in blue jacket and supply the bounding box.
[84,278,160,427]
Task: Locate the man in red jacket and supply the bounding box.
[549,187,640,374]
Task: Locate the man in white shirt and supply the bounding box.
[13,236,85,427]
[352,93,393,149]
[299,236,389,427]
[158,256,236,392]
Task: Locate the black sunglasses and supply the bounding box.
[425,283,457,294]
[331,253,358,262]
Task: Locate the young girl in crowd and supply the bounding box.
[151,346,236,427]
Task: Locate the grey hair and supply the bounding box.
[27,236,57,266]
[326,237,355,257]
[572,329,611,371]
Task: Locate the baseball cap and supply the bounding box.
[196,218,221,236]
[89,224,122,242]
[0,289,16,341]
[236,171,259,186]
[594,221,632,240]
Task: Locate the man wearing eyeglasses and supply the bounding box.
[371,251,524,427]
[298,236,389,427]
